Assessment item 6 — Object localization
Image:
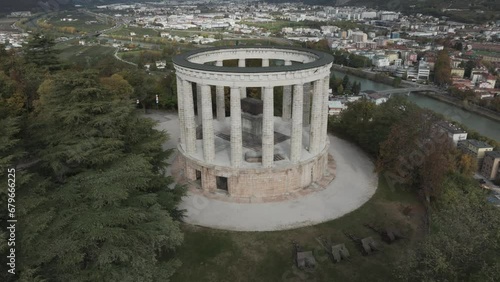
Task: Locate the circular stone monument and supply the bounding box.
[172,46,334,202]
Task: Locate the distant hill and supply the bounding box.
[0,0,73,14]
[269,0,500,22]
[269,0,499,11]
[0,0,140,14]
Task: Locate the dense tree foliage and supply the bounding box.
[17,70,184,281]
[377,109,456,203]
[24,33,61,71]
[330,96,419,157]
[330,74,361,95]
[332,50,372,68]
[395,173,500,281]
[460,60,476,78]
[433,50,452,86]
[331,95,500,281]
[0,34,185,281]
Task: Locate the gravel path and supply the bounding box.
[150,111,378,231]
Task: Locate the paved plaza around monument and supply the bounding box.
[152,112,378,232]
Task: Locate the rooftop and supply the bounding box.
[485,151,500,159]
[172,46,334,73]
[461,139,493,149]
[437,121,467,134]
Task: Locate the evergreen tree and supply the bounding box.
[24,33,61,71]
[463,60,476,78]
[351,81,361,95]
[120,69,159,113]
[0,105,26,282]
[342,75,350,89]
[329,73,336,90]
[18,70,184,281]
[336,84,344,95]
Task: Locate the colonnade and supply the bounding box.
[175,59,330,168]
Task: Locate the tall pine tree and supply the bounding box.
[18,70,185,281]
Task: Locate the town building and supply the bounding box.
[351,31,367,43]
[328,100,346,115]
[385,51,399,64]
[372,55,390,67]
[390,32,400,39]
[363,91,390,105]
[458,139,494,169]
[481,151,500,181]
[380,12,399,21]
[436,121,467,145]
[451,68,465,78]
[417,60,431,80]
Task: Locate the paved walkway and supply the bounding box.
[150,111,378,231]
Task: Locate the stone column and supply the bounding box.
[282,60,293,120]
[230,87,242,167]
[309,79,323,153]
[320,76,330,150]
[291,84,304,162]
[262,86,274,168]
[216,86,225,121]
[215,60,223,67]
[183,80,196,154]
[176,76,186,146]
[201,84,215,162]
[237,43,246,102]
[282,86,292,120]
[303,82,311,126]
[261,59,270,99]
[196,84,202,124]
[240,87,246,99]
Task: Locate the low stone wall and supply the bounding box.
[172,141,336,203]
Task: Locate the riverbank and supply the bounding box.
[331,64,402,88]
[417,92,500,123]
[331,64,500,123]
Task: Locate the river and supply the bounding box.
[331,70,500,142]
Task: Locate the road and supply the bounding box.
[113,48,137,66]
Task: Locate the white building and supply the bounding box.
[155,60,167,69]
[379,12,399,21]
[328,100,346,116]
[372,55,390,67]
[361,11,377,19]
[407,67,418,81]
[351,31,367,43]
[436,121,467,145]
[417,60,430,80]
[365,92,391,105]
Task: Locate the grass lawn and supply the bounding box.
[57,45,116,62]
[55,44,136,70]
[171,176,424,282]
